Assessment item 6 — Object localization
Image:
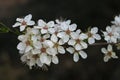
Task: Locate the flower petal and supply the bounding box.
[24,14,32,22]
[79,51,87,59]
[52,56,59,64]
[68,39,76,46]
[101,48,107,54]
[75,43,82,50]
[20,25,26,31]
[73,53,79,62]
[104,55,110,62]
[47,21,54,27]
[38,19,46,27]
[17,42,26,51]
[51,34,58,43]
[58,46,65,54]
[66,47,75,54]
[91,27,98,34]
[27,21,35,25]
[69,24,77,31]
[13,22,21,27]
[107,44,112,52]
[88,37,95,44]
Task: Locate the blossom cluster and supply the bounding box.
[12,14,120,69]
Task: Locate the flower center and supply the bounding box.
[55,31,58,35]
[40,38,45,42]
[43,26,48,30]
[66,29,71,35]
[32,54,39,60]
[76,39,80,43]
[26,40,31,46]
[41,47,46,53]
[54,43,59,48]
[108,32,113,37]
[107,52,112,56]
[88,32,93,37]
[22,21,26,25]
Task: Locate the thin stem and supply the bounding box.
[89,42,120,46]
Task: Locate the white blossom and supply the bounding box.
[102,26,119,43]
[57,20,77,43]
[34,19,55,34]
[87,27,101,44]
[13,14,35,31]
[101,44,118,62]
[68,31,88,50]
[111,15,120,26]
[66,47,87,62]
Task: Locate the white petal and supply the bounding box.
[46,48,57,56]
[52,56,59,64]
[57,32,65,38]
[25,46,32,53]
[75,43,82,50]
[73,53,79,62]
[33,41,42,49]
[106,26,112,33]
[20,25,26,31]
[38,19,46,27]
[107,44,112,52]
[40,53,47,63]
[27,21,35,25]
[111,37,117,43]
[58,46,65,54]
[66,20,71,25]
[32,49,40,54]
[44,40,54,48]
[48,28,55,34]
[20,55,27,62]
[79,51,87,59]
[76,29,81,34]
[47,21,54,27]
[91,27,98,34]
[18,35,26,41]
[17,42,26,51]
[66,47,75,54]
[41,29,48,34]
[101,48,107,54]
[104,56,110,62]
[58,39,65,45]
[36,59,43,67]
[43,34,50,39]
[79,33,88,40]
[88,37,95,44]
[93,34,101,40]
[69,24,77,31]
[63,34,69,42]
[13,22,21,27]
[68,39,76,46]
[16,18,23,22]
[80,42,88,49]
[70,32,79,39]
[111,52,118,58]
[24,14,32,22]
[51,34,58,43]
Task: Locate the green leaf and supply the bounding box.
[0,23,9,33]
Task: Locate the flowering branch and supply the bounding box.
[1,14,120,70]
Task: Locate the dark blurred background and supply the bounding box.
[0,0,120,80]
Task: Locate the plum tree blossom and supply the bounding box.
[86,27,101,44]
[101,44,118,62]
[9,14,120,69]
[12,14,35,31]
[102,26,119,43]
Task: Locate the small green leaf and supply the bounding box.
[0,23,10,33]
